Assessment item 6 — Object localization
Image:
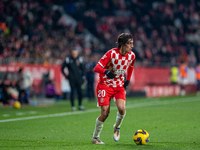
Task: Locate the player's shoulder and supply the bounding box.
[131,51,136,57]
[127,51,136,60]
[102,48,118,59]
[108,48,121,56]
[106,48,118,54]
[130,51,135,55]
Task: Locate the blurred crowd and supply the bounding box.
[65,0,200,66]
[1,0,200,105]
[0,0,200,67]
[0,67,33,106]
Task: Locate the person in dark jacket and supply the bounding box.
[61,49,86,111]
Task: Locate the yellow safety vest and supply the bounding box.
[171,66,179,83]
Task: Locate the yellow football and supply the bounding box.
[13,101,21,109]
[133,129,150,145]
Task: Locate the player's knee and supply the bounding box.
[101,108,110,120]
[102,113,109,119]
[100,112,109,121]
[118,106,126,115]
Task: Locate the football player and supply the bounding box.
[91,33,135,144]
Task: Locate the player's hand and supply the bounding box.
[105,70,115,79]
[123,80,130,89]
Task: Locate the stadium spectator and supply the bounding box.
[0,81,12,105]
[0,0,200,67]
[61,49,86,111]
[43,71,51,86]
[41,70,51,95]
[91,33,135,144]
[179,62,189,96]
[170,65,179,85]
[195,63,200,95]
[45,80,56,98]
[1,0,200,100]
[17,67,33,104]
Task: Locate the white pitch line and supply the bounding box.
[0,97,199,123]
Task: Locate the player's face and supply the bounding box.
[122,39,134,54]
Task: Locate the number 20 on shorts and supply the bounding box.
[98,90,106,97]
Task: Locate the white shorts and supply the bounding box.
[179,78,188,85]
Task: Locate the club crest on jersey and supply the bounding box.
[115,69,125,75]
[114,60,118,64]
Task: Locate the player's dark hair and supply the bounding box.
[116,33,133,49]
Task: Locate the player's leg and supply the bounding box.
[92,105,110,144]
[92,83,112,144]
[69,81,76,111]
[113,88,126,142]
[115,99,126,125]
[113,99,126,141]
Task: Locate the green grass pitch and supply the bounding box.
[0,94,200,150]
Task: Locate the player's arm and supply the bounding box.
[124,58,135,89]
[94,51,115,79]
[94,63,106,74]
[126,60,135,81]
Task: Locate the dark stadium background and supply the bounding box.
[0,0,200,104]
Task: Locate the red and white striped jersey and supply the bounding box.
[97,48,135,87]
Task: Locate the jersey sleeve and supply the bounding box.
[98,51,112,68]
[94,63,106,74]
[126,55,135,81]
[94,51,112,74]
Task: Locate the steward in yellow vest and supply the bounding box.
[170,66,179,84]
